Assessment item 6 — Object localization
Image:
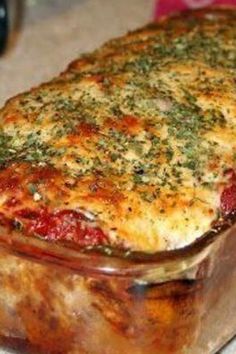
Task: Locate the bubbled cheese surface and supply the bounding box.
[0,8,235,252]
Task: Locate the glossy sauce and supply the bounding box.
[15,208,108,247]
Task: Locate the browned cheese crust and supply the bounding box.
[0,7,235,252]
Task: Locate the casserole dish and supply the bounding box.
[0,213,234,353]
[0,6,235,354]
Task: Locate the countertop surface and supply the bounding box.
[0,0,154,106]
[0,0,235,353]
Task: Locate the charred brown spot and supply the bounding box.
[68,122,99,144]
[3,114,19,124]
[67,57,95,71]
[105,115,141,135]
[88,178,124,205]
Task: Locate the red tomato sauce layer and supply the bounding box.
[221,184,236,216]
[15,208,108,247]
[220,169,236,216]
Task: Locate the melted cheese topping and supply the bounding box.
[0,8,235,252]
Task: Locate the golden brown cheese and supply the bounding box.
[0,7,236,252]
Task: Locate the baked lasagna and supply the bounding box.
[0,6,235,354]
[0,8,235,254]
